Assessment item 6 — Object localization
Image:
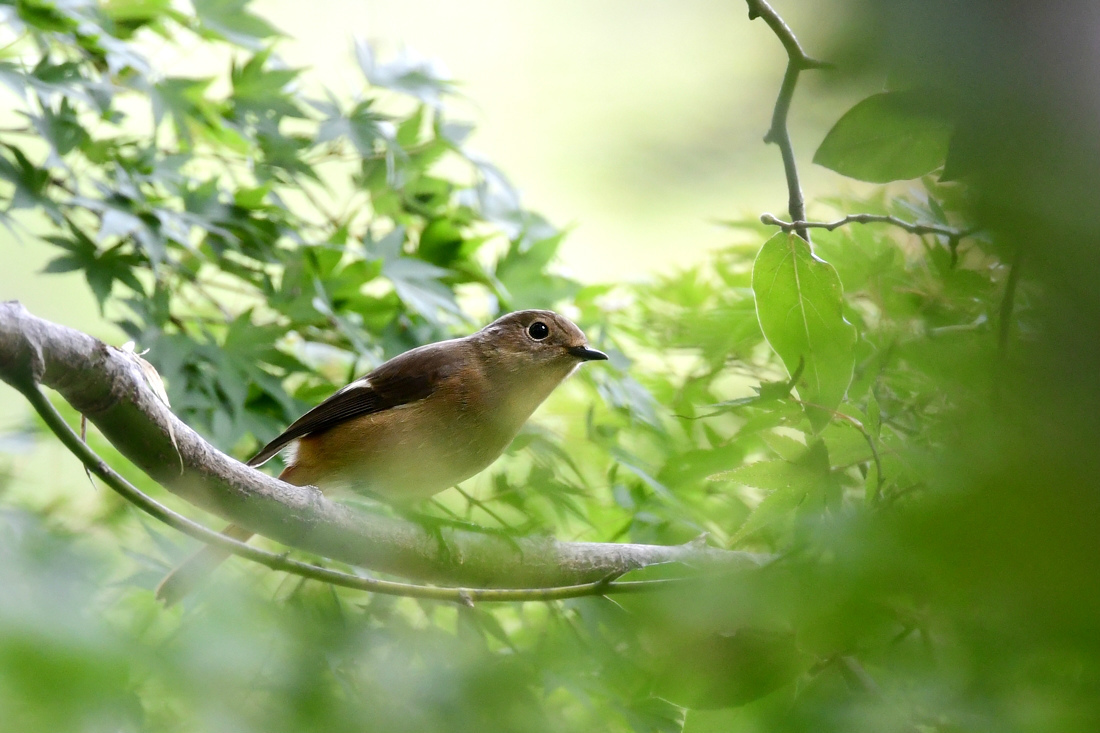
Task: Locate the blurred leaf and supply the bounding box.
[193,0,281,49]
[381,256,464,323]
[315,97,390,156]
[231,49,301,118]
[715,439,831,545]
[25,98,89,159]
[652,627,803,709]
[418,218,464,266]
[15,0,79,33]
[355,41,456,108]
[0,144,56,216]
[151,77,216,145]
[813,90,953,182]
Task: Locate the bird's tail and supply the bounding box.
[154,523,256,607]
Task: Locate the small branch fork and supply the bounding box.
[746,0,831,242]
[761,212,977,252]
[747,5,989,269]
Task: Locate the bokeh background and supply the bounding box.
[1,0,867,486]
[2,0,869,316]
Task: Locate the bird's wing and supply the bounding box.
[246,341,461,467]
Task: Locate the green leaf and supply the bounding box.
[231,48,301,119]
[0,144,57,218]
[708,359,803,414]
[25,98,89,158]
[315,98,389,157]
[192,0,281,49]
[495,231,579,309]
[151,77,216,145]
[396,104,426,147]
[752,232,856,432]
[760,431,806,462]
[16,0,79,33]
[418,218,464,266]
[103,0,171,23]
[43,227,144,310]
[813,90,953,183]
[715,440,831,545]
[381,257,464,324]
[355,41,456,108]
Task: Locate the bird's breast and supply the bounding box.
[290,389,523,502]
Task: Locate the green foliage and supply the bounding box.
[751,231,856,430]
[2,2,1099,733]
[813,90,953,182]
[0,0,581,457]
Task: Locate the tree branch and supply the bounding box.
[761,212,977,246]
[998,247,1023,354]
[746,0,830,242]
[0,301,762,593]
[18,381,689,603]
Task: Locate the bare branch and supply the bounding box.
[998,247,1023,354]
[0,301,762,594]
[745,0,831,242]
[17,381,696,603]
[761,212,977,243]
[745,0,830,71]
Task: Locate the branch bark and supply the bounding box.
[761,212,976,241]
[0,301,761,592]
[746,0,830,242]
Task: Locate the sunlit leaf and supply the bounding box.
[814,90,953,182]
[715,439,831,545]
[193,0,281,49]
[752,232,856,431]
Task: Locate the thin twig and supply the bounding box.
[998,247,1023,354]
[745,0,831,242]
[745,0,830,70]
[761,212,977,247]
[790,397,886,500]
[79,414,96,490]
[838,655,881,696]
[806,653,881,696]
[455,486,517,531]
[13,378,687,604]
[769,62,809,241]
[185,280,234,321]
[298,178,345,230]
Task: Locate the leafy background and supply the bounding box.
[3,1,1100,733]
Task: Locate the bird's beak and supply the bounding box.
[569,345,609,362]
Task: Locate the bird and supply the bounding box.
[155,309,608,605]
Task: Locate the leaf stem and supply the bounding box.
[998,247,1023,354]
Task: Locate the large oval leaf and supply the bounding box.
[752,232,856,431]
[813,90,953,183]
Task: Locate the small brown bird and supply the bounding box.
[155,309,607,605]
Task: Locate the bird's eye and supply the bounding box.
[527,321,550,340]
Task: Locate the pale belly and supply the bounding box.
[289,398,520,503]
